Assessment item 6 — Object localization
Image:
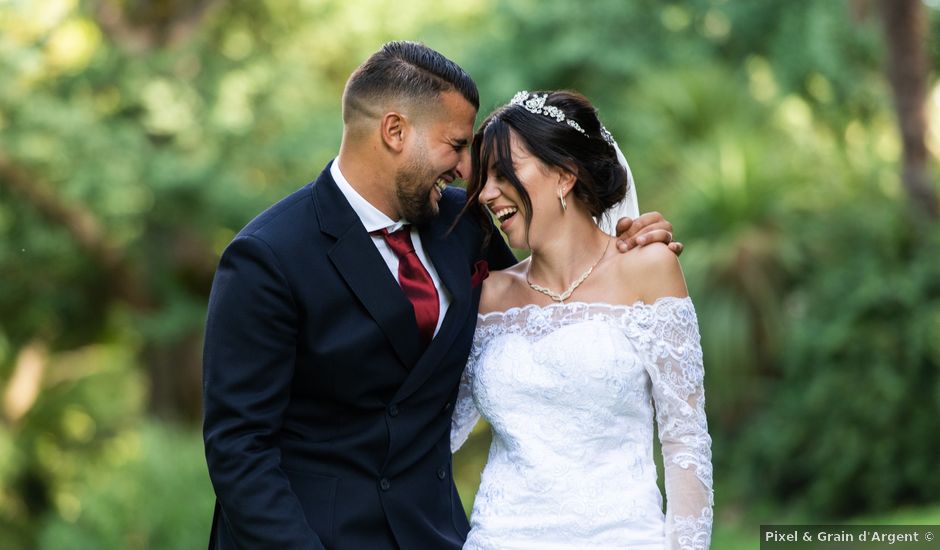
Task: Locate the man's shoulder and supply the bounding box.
[434,186,489,254]
[438,186,468,222]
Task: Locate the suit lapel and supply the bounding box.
[313,166,423,368]
[392,216,472,404]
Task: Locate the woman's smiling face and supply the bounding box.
[478,129,568,249]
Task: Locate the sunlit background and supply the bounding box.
[2,0,939,548]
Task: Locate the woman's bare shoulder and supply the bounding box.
[608,242,688,305]
[479,259,529,314]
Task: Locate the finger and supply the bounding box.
[634,229,673,246]
[616,238,631,252]
[615,217,634,237]
[636,219,673,235]
[668,241,684,256]
[628,219,674,241]
[630,211,665,232]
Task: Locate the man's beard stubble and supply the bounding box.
[394,151,440,225]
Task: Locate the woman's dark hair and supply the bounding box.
[460,90,628,246]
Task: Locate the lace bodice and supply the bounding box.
[452,297,712,550]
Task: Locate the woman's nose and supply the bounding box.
[478,178,500,203]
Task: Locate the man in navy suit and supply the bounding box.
[203,41,678,549]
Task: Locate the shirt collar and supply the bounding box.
[331,159,409,233]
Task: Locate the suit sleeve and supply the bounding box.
[202,234,325,549]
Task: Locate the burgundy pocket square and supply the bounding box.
[471,260,489,288]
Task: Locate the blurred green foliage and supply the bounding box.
[737,200,940,517]
[37,422,214,550]
[1,0,939,548]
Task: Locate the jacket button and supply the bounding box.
[437,467,447,480]
[380,478,390,491]
[388,403,399,417]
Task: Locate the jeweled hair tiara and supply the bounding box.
[509,91,615,146]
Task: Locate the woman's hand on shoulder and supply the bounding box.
[616,241,688,304]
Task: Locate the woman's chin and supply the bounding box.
[504,230,526,250]
[498,215,522,248]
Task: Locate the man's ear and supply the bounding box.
[380,112,408,153]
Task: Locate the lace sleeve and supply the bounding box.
[450,364,480,453]
[641,298,713,550]
[451,323,486,453]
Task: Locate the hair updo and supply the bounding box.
[461,90,629,245]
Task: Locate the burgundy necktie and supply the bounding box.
[376,227,440,347]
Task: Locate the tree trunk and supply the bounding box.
[145,333,205,423]
[880,0,939,220]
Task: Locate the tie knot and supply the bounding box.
[376,227,415,256]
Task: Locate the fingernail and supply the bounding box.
[637,237,646,245]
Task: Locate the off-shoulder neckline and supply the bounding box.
[477,295,693,321]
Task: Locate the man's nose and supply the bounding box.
[455,149,471,180]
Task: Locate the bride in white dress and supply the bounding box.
[452,91,713,549]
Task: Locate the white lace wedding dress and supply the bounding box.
[451,297,713,550]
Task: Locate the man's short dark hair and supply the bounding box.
[343,41,479,122]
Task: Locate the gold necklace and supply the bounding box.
[526,237,611,303]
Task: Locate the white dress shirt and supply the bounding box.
[330,160,450,336]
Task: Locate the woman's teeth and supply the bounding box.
[494,207,517,222]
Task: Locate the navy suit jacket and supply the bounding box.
[203,162,516,549]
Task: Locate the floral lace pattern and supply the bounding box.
[452,297,712,549]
